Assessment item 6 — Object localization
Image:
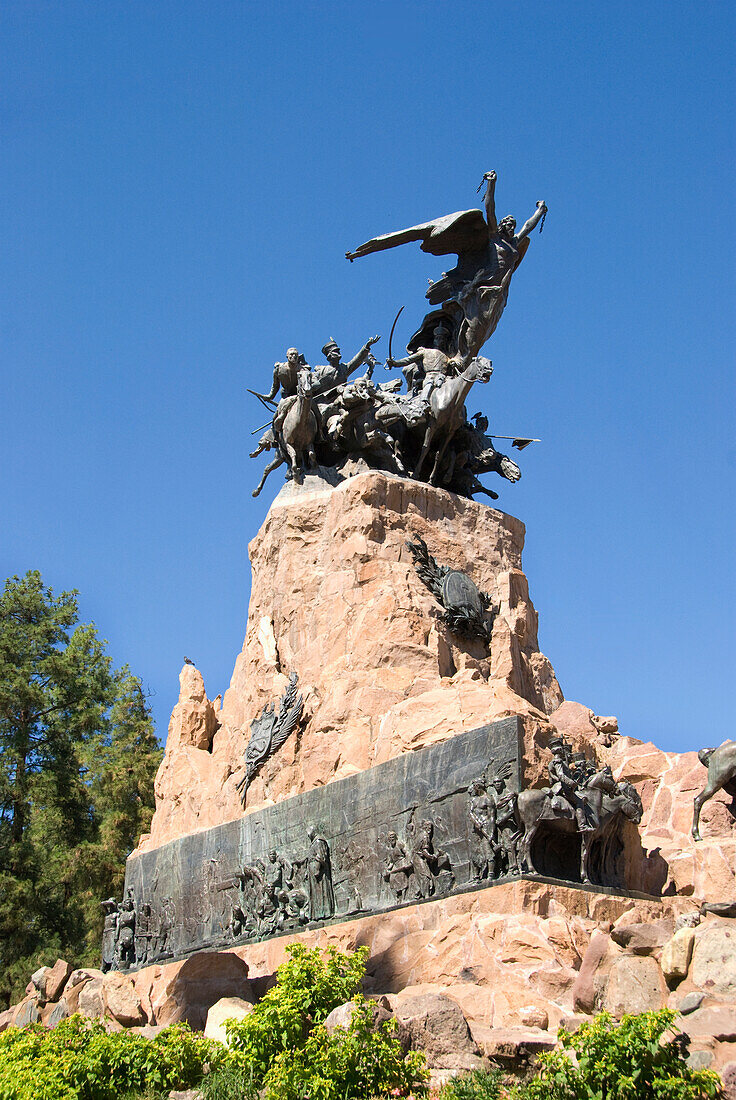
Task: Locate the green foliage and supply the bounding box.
[0,1015,224,1100]
[198,1060,260,1100]
[0,947,426,1100]
[517,1009,720,1100]
[264,997,429,1100]
[0,571,162,1006]
[439,1066,504,1099]
[74,668,163,960]
[222,944,428,1098]
[224,943,370,1088]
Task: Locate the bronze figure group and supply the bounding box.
[101,888,172,972]
[250,172,545,501]
[382,817,455,904]
[230,826,335,941]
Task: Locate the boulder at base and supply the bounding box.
[148,952,252,1030]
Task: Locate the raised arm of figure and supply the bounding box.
[346,335,381,374]
[482,171,498,234]
[387,350,423,370]
[517,201,547,241]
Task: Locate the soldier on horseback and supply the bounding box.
[386,321,459,398]
[257,346,307,404]
[548,738,592,832]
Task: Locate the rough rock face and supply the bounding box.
[140,474,563,851]
[607,736,736,900]
[214,881,684,1032]
[602,956,668,1016]
[102,972,146,1026]
[204,996,254,1044]
[42,959,72,1002]
[167,665,220,752]
[385,991,482,1071]
[133,951,252,1030]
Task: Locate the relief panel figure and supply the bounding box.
[300,825,335,922]
[382,830,414,902]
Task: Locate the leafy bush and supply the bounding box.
[0,1015,225,1100]
[263,997,429,1100]
[224,942,370,1089]
[438,1066,504,1099]
[517,1009,720,1100]
[0,947,427,1100]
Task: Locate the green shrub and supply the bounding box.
[0,947,426,1100]
[439,1066,504,1099]
[0,1015,225,1100]
[517,1009,720,1100]
[224,942,370,1090]
[262,997,429,1100]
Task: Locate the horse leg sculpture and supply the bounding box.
[521,824,537,874]
[580,833,590,884]
[413,423,435,481]
[253,454,285,498]
[428,432,454,486]
[692,782,718,841]
[284,443,300,479]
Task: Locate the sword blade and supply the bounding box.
[388,305,404,366]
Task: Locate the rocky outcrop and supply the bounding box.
[167,665,220,753]
[42,959,72,1002]
[102,972,146,1026]
[386,991,483,1072]
[194,881,684,1032]
[602,955,668,1016]
[607,736,736,900]
[203,996,253,1044]
[138,474,563,852]
[5,899,736,1085]
[135,951,252,1030]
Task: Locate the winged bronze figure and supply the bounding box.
[236,672,305,806]
[347,172,546,362]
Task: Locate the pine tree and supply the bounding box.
[76,669,162,959]
[0,571,162,1006]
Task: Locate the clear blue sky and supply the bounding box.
[3,2,734,753]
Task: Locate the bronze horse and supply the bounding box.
[251,370,318,498]
[692,741,736,841]
[413,357,493,485]
[517,772,643,885]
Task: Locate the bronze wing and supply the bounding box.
[271,672,304,755]
[406,536,447,602]
[347,209,489,261]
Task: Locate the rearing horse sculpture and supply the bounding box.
[692,740,736,841]
[413,357,493,485]
[281,369,318,479]
[251,370,318,497]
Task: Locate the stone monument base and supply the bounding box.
[127,877,685,1032]
[102,472,736,1079]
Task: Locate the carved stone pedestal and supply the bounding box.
[140,472,567,853]
[116,472,736,1046]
